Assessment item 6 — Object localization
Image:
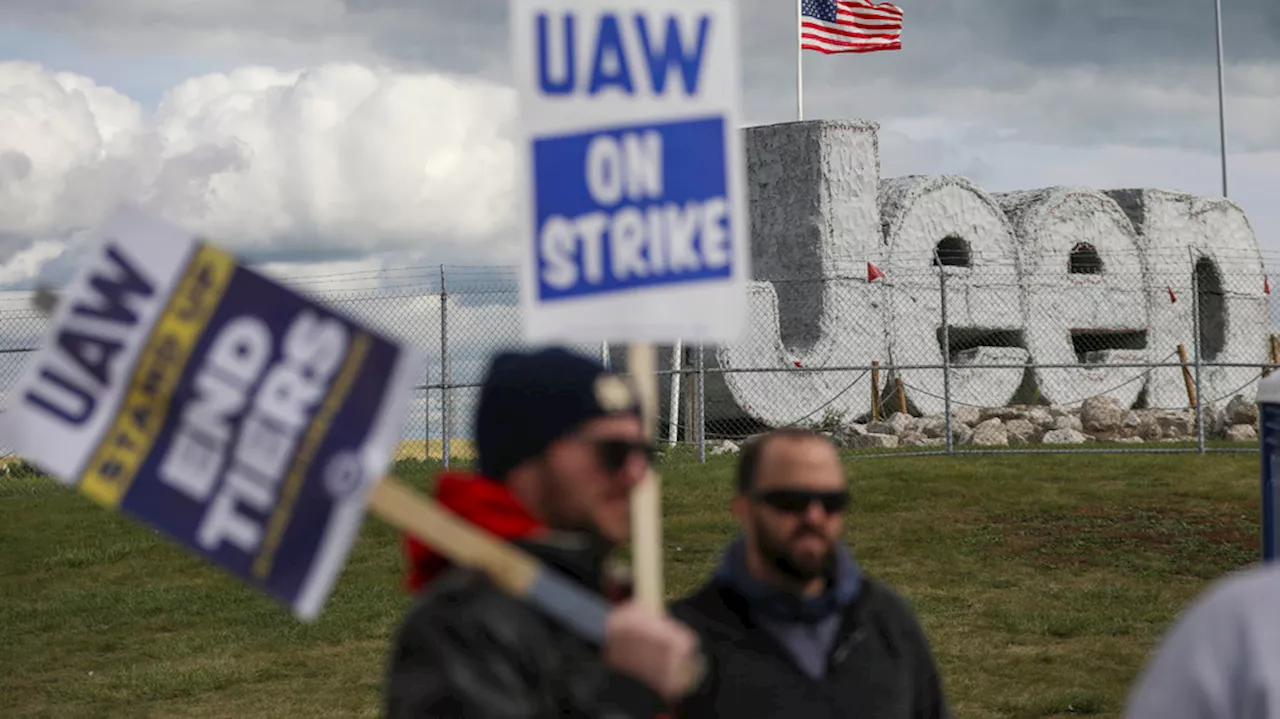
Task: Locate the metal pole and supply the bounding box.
[1192,251,1206,453]
[1213,0,1229,197]
[424,365,431,463]
[795,0,804,120]
[440,265,450,468]
[668,341,683,447]
[940,267,953,453]
[698,343,707,463]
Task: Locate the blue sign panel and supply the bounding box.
[1261,402,1280,561]
[3,222,418,621]
[532,117,732,301]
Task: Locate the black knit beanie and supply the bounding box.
[474,347,641,480]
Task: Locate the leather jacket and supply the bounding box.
[384,472,674,718]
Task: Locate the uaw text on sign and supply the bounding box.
[511,0,751,344]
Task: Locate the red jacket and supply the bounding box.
[391,471,672,719]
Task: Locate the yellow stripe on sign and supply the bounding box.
[78,244,237,509]
[251,330,372,580]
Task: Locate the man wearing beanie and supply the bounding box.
[384,347,704,718]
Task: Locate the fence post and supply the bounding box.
[668,341,683,447]
[430,360,435,460]
[698,343,706,463]
[681,345,698,448]
[440,265,451,468]
[1191,251,1205,453]
[1178,344,1198,408]
[870,361,881,421]
[940,266,953,454]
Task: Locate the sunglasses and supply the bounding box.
[586,438,658,472]
[750,489,850,514]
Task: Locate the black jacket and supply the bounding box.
[668,575,951,719]
[384,533,674,719]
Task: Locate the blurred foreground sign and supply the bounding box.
[0,209,419,620]
[510,0,751,343]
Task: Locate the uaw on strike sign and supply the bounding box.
[0,209,418,621]
[511,0,751,344]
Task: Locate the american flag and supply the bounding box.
[800,0,904,55]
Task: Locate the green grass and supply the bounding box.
[0,448,1264,718]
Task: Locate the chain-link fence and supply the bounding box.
[693,245,1274,458]
[0,251,1274,483]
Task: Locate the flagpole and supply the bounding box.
[1212,0,1228,197]
[796,0,804,120]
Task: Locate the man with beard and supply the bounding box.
[385,347,705,718]
[669,428,951,718]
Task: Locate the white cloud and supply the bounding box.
[0,62,141,241]
[0,60,519,287]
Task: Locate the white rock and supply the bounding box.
[887,412,914,434]
[848,432,900,449]
[835,423,868,438]
[1080,396,1126,432]
[1225,424,1258,442]
[1041,428,1088,444]
[1202,403,1227,438]
[711,440,740,455]
[1157,410,1196,439]
[979,406,1023,422]
[1054,415,1083,432]
[971,423,1009,446]
[1027,408,1055,429]
[865,421,897,436]
[1005,418,1037,444]
[1136,413,1163,441]
[919,417,949,438]
[832,424,868,448]
[1226,395,1260,427]
[900,431,928,446]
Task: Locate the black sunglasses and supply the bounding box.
[750,489,850,514]
[587,438,657,472]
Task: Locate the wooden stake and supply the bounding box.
[895,376,907,415]
[369,478,537,597]
[1178,344,1198,408]
[626,342,663,609]
[870,361,881,421]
